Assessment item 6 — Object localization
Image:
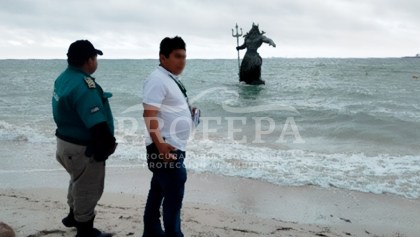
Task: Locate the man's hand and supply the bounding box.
[87,122,117,162]
[157,142,177,162]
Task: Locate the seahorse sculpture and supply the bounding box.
[236,23,276,85]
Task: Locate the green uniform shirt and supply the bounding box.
[52,66,114,144]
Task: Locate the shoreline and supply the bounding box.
[1,166,419,237]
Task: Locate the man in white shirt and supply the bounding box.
[142,36,195,237]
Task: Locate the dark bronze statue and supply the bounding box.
[236,23,276,85]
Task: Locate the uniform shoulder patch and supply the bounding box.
[84,77,96,89]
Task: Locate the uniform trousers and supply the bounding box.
[56,137,105,222]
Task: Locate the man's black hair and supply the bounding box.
[159,36,186,58]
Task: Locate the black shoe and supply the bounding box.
[90,228,113,237]
[75,228,113,237]
[62,209,76,228]
[75,216,113,237]
[142,231,165,237]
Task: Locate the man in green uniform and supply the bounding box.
[52,40,116,237]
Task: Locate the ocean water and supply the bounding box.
[1,58,420,198]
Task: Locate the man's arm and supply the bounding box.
[86,121,117,161]
[143,103,176,160]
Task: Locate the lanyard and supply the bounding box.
[168,74,192,112]
[168,74,188,98]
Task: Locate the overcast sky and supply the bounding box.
[1,0,419,59]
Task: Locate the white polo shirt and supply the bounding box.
[143,66,192,151]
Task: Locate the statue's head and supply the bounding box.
[245,23,264,38]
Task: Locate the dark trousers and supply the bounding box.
[143,143,187,237]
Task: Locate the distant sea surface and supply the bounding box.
[1,58,420,198]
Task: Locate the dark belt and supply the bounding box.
[55,131,89,146]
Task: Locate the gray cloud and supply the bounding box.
[0,0,419,58]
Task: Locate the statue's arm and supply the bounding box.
[236,43,246,51]
[262,36,276,47]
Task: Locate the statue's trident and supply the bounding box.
[232,23,242,74]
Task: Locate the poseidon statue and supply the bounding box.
[236,23,276,85]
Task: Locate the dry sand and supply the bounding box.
[1,167,419,237]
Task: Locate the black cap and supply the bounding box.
[67,40,103,61]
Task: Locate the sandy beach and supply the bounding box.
[0,166,419,237]
[2,57,420,237]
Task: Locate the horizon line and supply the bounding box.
[0,56,412,60]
